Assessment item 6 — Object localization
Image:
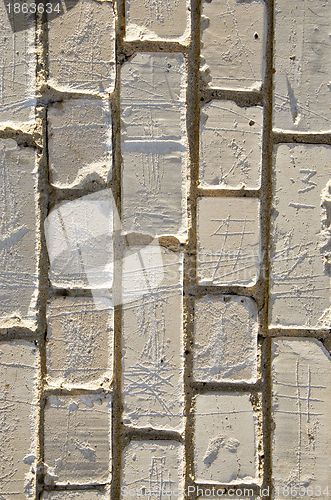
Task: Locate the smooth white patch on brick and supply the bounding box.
[125,0,190,41]
[42,491,107,499]
[0,341,39,497]
[200,101,263,189]
[0,139,38,325]
[48,0,115,94]
[197,197,260,286]
[274,0,331,132]
[194,295,258,383]
[195,393,258,484]
[201,0,265,90]
[122,247,184,431]
[0,5,36,124]
[121,53,187,238]
[272,339,331,496]
[48,99,112,189]
[46,296,113,387]
[270,144,331,328]
[44,394,111,485]
[122,441,184,499]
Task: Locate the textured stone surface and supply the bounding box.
[122,247,184,431]
[200,101,263,189]
[0,341,39,498]
[195,393,258,484]
[201,0,265,90]
[197,197,260,286]
[272,339,331,496]
[46,296,113,387]
[48,99,112,189]
[44,394,111,485]
[0,139,38,325]
[122,441,184,498]
[274,0,331,132]
[125,0,190,41]
[48,0,115,94]
[42,491,107,499]
[270,144,331,328]
[0,5,36,124]
[193,295,258,383]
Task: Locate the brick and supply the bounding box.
[200,101,263,189]
[201,0,265,90]
[194,393,257,484]
[42,492,107,499]
[193,295,258,383]
[195,393,258,484]
[197,197,260,286]
[0,341,39,497]
[272,339,331,496]
[0,5,36,124]
[48,0,115,94]
[125,0,190,41]
[46,296,113,386]
[44,394,111,485]
[273,0,331,132]
[270,144,331,328]
[0,139,38,325]
[122,441,184,498]
[122,247,184,431]
[48,99,112,189]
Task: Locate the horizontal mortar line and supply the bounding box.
[193,284,258,299]
[49,287,99,298]
[191,381,262,394]
[197,187,260,198]
[48,183,112,206]
[273,130,331,144]
[268,327,330,339]
[124,426,184,443]
[44,386,112,397]
[37,85,114,104]
[0,127,39,148]
[43,483,109,492]
[0,326,40,341]
[122,39,189,55]
[201,86,263,106]
[194,482,262,494]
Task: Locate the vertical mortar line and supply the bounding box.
[260,0,274,496]
[184,0,201,498]
[111,0,125,497]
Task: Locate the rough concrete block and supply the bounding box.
[125,0,190,41]
[0,5,36,124]
[270,144,331,328]
[200,101,263,189]
[201,0,265,90]
[47,0,115,94]
[0,341,39,498]
[193,295,258,383]
[42,491,107,499]
[272,339,331,497]
[48,99,112,189]
[195,393,258,484]
[44,394,111,485]
[197,197,260,286]
[46,296,113,387]
[274,0,331,132]
[122,441,184,498]
[0,139,38,326]
[122,247,184,431]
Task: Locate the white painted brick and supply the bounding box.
[0,341,39,498]
[0,5,36,124]
[195,393,258,484]
[193,295,258,383]
[125,0,190,41]
[197,197,260,286]
[272,339,331,497]
[0,139,38,325]
[42,491,107,499]
[122,247,184,431]
[274,0,331,132]
[121,53,187,238]
[48,99,112,189]
[270,144,331,328]
[48,0,115,94]
[46,296,113,387]
[200,101,263,189]
[44,394,111,485]
[122,441,184,499]
[201,0,265,90]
